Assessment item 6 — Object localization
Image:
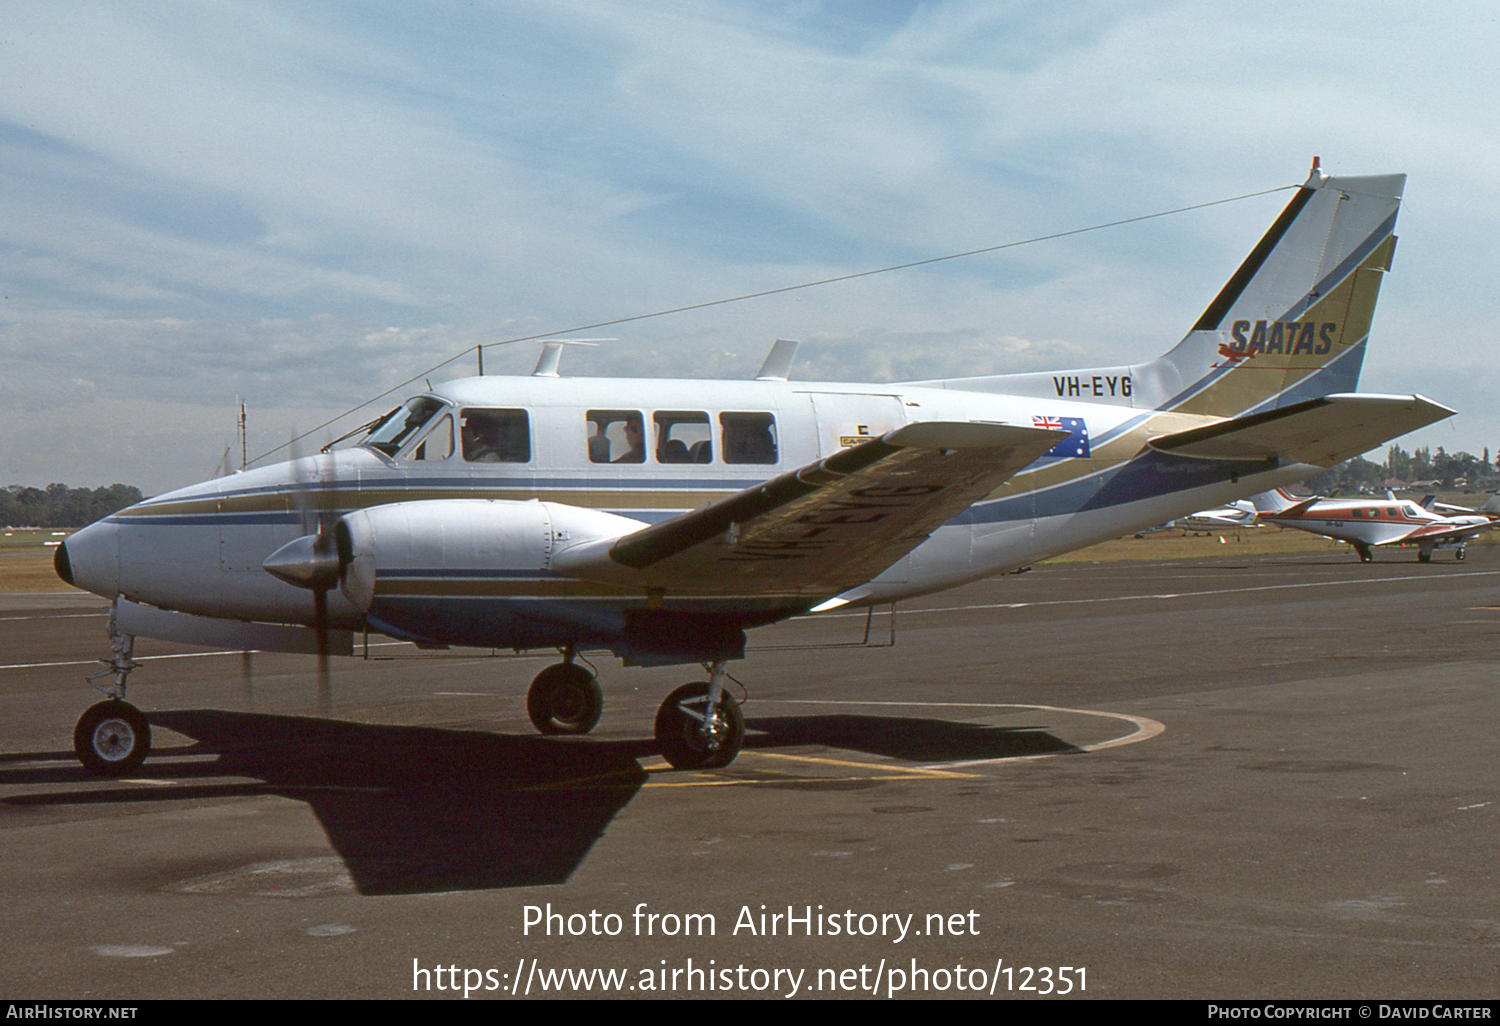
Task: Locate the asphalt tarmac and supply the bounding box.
[2,545,1498,1000]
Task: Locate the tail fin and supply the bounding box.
[1248,488,1316,514]
[1143,167,1404,417]
[910,165,1405,418]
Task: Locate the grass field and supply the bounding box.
[0,528,73,591]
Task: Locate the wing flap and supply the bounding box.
[552,421,1064,596]
[1148,394,1454,466]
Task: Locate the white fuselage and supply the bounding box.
[60,373,1319,654]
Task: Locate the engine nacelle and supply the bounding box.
[335,499,645,613]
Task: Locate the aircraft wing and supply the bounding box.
[1397,520,1499,545]
[1146,394,1454,466]
[552,421,1064,596]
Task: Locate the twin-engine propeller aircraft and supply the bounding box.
[55,164,1453,776]
[1249,487,1495,562]
[1171,499,1259,533]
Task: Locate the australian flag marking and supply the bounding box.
[1033,415,1090,458]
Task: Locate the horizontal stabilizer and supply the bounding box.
[552,421,1064,596]
[1147,394,1453,467]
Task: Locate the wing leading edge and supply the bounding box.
[552,421,1065,596]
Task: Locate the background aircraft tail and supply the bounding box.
[1247,488,1312,514]
[911,166,1406,421]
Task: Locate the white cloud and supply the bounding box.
[1,1,1497,489]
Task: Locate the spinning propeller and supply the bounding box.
[261,434,344,713]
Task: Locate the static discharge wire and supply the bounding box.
[251,184,1297,468]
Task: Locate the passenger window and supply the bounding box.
[587,410,645,464]
[721,412,778,464]
[405,414,454,462]
[460,409,531,463]
[654,411,711,464]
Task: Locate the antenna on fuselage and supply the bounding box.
[755,339,801,381]
[530,338,613,377]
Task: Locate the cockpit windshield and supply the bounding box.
[362,397,447,456]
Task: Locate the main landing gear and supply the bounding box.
[527,656,604,735]
[525,653,746,769]
[653,662,744,770]
[75,602,151,776]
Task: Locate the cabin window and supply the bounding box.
[405,414,454,462]
[721,412,778,464]
[654,411,711,464]
[364,397,445,456]
[460,409,531,463]
[587,410,645,464]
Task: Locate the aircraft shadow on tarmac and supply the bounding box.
[743,714,1079,762]
[1,708,1076,894]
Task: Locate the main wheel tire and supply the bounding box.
[1456,548,1467,561]
[1418,551,1432,563]
[527,663,603,735]
[654,682,744,770]
[74,700,151,776]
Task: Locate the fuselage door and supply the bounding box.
[804,391,910,584]
[804,392,906,458]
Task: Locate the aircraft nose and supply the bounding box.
[55,518,120,597]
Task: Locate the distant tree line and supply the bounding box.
[1,484,145,528]
[1307,444,1496,495]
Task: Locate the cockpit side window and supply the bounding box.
[587,410,645,464]
[461,409,531,463]
[364,397,445,456]
[721,412,778,464]
[404,414,454,462]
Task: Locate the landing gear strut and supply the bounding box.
[75,600,151,776]
[654,662,744,770]
[527,656,603,735]
[1354,542,1373,563]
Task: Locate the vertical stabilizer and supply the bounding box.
[1138,169,1404,416]
[908,167,1405,421]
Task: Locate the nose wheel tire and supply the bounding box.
[74,700,151,776]
[655,682,744,770]
[527,663,604,735]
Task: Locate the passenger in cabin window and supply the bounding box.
[461,410,531,463]
[614,417,645,463]
[721,412,778,464]
[462,416,500,462]
[587,411,644,464]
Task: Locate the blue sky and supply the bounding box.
[3,1,1499,493]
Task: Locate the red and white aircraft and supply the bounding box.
[1249,488,1496,562]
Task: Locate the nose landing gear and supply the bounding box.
[75,600,151,776]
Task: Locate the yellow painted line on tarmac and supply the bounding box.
[758,698,1166,769]
[528,701,1159,791]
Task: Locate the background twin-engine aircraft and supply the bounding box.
[1249,488,1497,562]
[55,165,1453,775]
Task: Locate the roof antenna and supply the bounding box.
[531,338,612,377]
[755,339,801,381]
